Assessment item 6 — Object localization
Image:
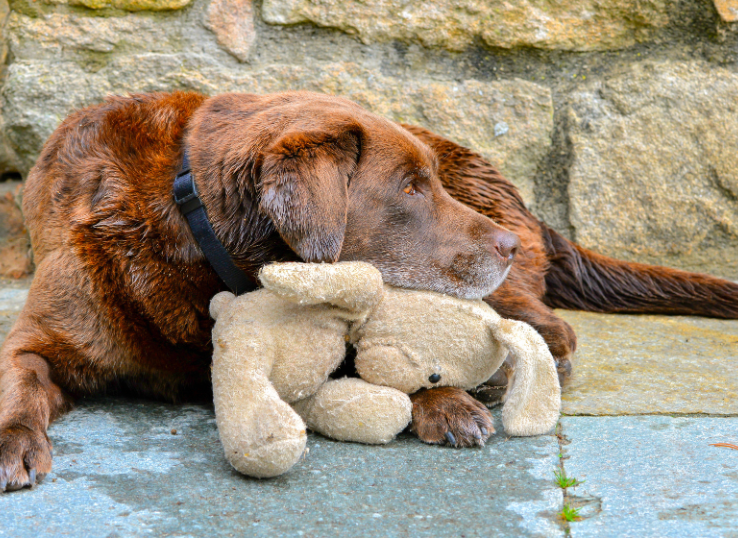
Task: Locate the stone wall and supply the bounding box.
[0,0,737,278]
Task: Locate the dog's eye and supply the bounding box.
[403,183,417,196]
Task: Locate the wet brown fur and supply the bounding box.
[1,91,737,490]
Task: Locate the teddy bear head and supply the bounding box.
[350,284,561,438]
[350,287,509,394]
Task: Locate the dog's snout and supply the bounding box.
[493,230,520,264]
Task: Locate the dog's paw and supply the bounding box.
[0,424,52,492]
[555,354,573,386]
[410,387,494,448]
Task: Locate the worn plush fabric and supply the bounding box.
[292,377,412,445]
[210,261,561,478]
[454,303,561,437]
[351,288,561,437]
[350,288,509,394]
[209,262,384,478]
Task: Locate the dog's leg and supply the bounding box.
[486,288,577,382]
[0,253,104,492]
[0,346,72,492]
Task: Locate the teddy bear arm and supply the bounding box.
[292,378,412,445]
[259,262,383,316]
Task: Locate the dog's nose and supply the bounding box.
[493,230,520,264]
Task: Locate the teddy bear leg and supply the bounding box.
[292,378,412,445]
[212,372,307,478]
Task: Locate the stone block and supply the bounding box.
[0,286,28,342]
[0,0,16,175]
[1,58,552,205]
[262,0,670,52]
[205,0,255,62]
[0,0,7,68]
[63,0,192,10]
[0,399,563,537]
[714,0,738,22]
[7,12,182,55]
[565,60,738,279]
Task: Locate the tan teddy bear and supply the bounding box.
[209,262,561,478]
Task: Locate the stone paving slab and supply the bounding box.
[558,311,738,415]
[0,399,563,538]
[561,416,738,538]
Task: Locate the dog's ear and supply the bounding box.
[258,123,361,263]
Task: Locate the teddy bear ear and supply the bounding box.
[210,291,236,320]
[495,319,561,436]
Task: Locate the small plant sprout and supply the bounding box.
[560,504,581,522]
[553,468,584,489]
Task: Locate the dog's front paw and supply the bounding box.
[0,424,52,492]
[410,387,494,448]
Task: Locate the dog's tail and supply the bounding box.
[542,226,738,319]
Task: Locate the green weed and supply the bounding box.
[553,468,584,489]
[560,504,581,522]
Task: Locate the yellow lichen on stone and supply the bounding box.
[262,0,670,52]
[558,310,738,416]
[714,0,738,22]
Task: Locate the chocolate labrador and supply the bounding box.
[1,91,736,492]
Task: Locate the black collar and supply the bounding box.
[173,149,258,295]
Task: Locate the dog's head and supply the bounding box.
[192,92,519,299]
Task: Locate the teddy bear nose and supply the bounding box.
[428,373,441,383]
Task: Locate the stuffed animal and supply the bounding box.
[209,262,561,478]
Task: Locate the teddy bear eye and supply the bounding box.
[428,373,441,383]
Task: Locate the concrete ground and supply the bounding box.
[0,285,736,537]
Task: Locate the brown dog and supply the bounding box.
[1,91,737,492]
[0,91,517,491]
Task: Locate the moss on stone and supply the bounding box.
[7,0,43,18]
